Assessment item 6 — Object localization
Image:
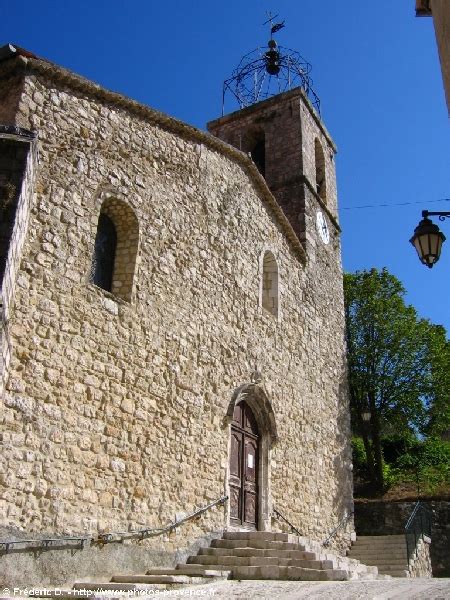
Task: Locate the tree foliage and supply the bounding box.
[344,268,450,493]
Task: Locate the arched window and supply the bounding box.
[91,213,117,292]
[261,251,279,318]
[240,127,266,178]
[251,134,266,178]
[314,138,327,203]
[89,197,139,301]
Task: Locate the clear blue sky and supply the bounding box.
[1,0,448,333]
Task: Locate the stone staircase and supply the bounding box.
[184,530,382,581]
[348,534,410,577]
[31,531,387,598]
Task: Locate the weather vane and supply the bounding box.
[221,13,320,115]
[263,12,285,38]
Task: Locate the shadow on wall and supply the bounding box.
[327,375,354,554]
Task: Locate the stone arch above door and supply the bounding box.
[226,383,278,446]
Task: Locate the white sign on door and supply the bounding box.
[248,454,254,469]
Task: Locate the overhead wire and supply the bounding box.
[339,198,450,211]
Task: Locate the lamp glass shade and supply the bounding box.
[410,217,446,268]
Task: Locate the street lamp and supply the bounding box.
[410,210,449,268]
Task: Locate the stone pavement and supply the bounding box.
[1,579,450,599]
[181,578,450,599]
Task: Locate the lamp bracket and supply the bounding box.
[422,210,450,222]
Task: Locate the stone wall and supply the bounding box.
[0,130,36,397]
[409,536,432,578]
[0,54,352,585]
[354,500,450,577]
[0,73,23,124]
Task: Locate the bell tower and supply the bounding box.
[207,18,340,259]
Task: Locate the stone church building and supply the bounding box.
[0,43,354,584]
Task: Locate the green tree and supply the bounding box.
[425,326,450,438]
[344,268,449,493]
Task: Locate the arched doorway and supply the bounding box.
[226,383,278,531]
[229,400,259,528]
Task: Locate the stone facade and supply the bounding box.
[0,46,353,586]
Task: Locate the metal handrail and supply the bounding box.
[322,511,354,547]
[404,501,432,564]
[0,495,228,554]
[272,508,302,537]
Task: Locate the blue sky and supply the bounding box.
[1,0,449,333]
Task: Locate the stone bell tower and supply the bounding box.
[208,21,352,545]
[207,22,341,261]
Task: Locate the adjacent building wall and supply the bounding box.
[0,131,36,397]
[416,0,450,115]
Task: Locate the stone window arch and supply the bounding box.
[250,132,266,178]
[261,250,279,319]
[240,127,266,178]
[314,137,327,203]
[89,196,139,301]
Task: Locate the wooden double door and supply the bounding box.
[229,401,259,528]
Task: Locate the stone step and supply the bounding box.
[351,545,407,553]
[350,555,408,565]
[350,560,407,569]
[345,563,379,575]
[352,539,406,547]
[188,553,337,569]
[350,542,407,549]
[373,563,409,571]
[180,560,356,581]
[211,538,303,550]
[349,550,408,559]
[111,574,200,585]
[199,546,319,560]
[223,531,295,542]
[347,571,379,581]
[175,563,232,572]
[146,567,230,578]
[379,569,410,578]
[351,546,407,554]
[73,582,166,591]
[349,544,407,553]
[353,555,407,563]
[355,535,405,541]
[229,565,350,581]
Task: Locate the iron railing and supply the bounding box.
[0,495,228,554]
[322,511,354,547]
[404,501,432,564]
[272,508,302,537]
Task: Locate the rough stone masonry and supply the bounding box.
[0,45,353,586]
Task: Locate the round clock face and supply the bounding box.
[316,211,330,245]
